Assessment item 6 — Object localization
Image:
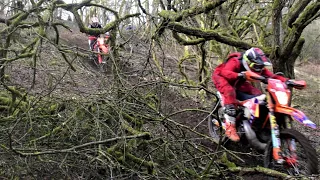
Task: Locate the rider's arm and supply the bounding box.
[219,58,241,81]
[262,68,288,82]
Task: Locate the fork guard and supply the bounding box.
[275,106,317,129]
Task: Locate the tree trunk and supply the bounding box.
[272,57,295,78]
[272,37,305,79]
[0,32,7,81]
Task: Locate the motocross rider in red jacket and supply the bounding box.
[88,17,102,51]
[212,48,288,142]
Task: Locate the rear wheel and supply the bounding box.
[264,129,318,176]
[208,105,226,143]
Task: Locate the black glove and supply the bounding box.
[285,79,294,86]
[261,77,268,84]
[285,79,294,85]
[224,104,237,117]
[238,72,246,80]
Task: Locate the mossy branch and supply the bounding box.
[281,2,320,59]
[287,0,312,28]
[57,47,76,72]
[59,1,140,36]
[235,16,269,39]
[178,55,196,84]
[10,22,72,32]
[158,0,227,22]
[172,32,206,45]
[12,133,151,156]
[30,109,75,143]
[167,22,254,50]
[291,1,320,32]
[4,52,35,62]
[109,149,157,174]
[227,166,291,179]
[120,119,150,138]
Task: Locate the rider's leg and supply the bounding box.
[89,40,95,51]
[224,104,240,142]
[88,40,92,50]
[212,74,240,142]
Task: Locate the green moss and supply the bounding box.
[158,11,178,20]
[49,59,58,66]
[49,104,59,112]
[144,93,159,110]
[0,97,10,105]
[184,167,200,178]
[220,152,237,168]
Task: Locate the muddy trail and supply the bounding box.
[6,21,319,179]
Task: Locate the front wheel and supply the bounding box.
[264,128,318,176]
[100,56,110,73]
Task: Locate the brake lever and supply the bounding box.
[285,80,294,87]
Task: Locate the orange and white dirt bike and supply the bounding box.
[89,34,110,69]
[208,71,318,176]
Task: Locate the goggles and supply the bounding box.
[243,55,265,72]
[249,62,264,72]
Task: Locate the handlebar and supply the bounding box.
[244,71,266,82]
[243,71,306,89]
[285,80,306,89]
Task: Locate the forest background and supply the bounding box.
[0,0,319,179]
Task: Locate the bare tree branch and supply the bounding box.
[12,133,151,156]
[167,22,254,50]
[158,0,227,22]
[287,0,312,27]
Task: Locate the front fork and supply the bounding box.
[267,94,296,164]
[269,112,284,163]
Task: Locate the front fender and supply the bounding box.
[275,106,317,129]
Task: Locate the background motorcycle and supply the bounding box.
[208,71,318,176]
[89,34,110,71]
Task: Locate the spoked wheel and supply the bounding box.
[264,129,318,177]
[88,54,99,67]
[208,106,226,143]
[93,58,100,67]
[100,56,110,73]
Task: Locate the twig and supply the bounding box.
[12,133,151,156]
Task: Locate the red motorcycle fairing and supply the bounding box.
[239,97,260,120]
[97,36,109,53]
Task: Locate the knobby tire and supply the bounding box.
[264,128,318,176]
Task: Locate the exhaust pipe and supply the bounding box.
[242,120,267,150]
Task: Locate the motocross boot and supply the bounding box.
[224,104,240,142]
[224,115,240,142]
